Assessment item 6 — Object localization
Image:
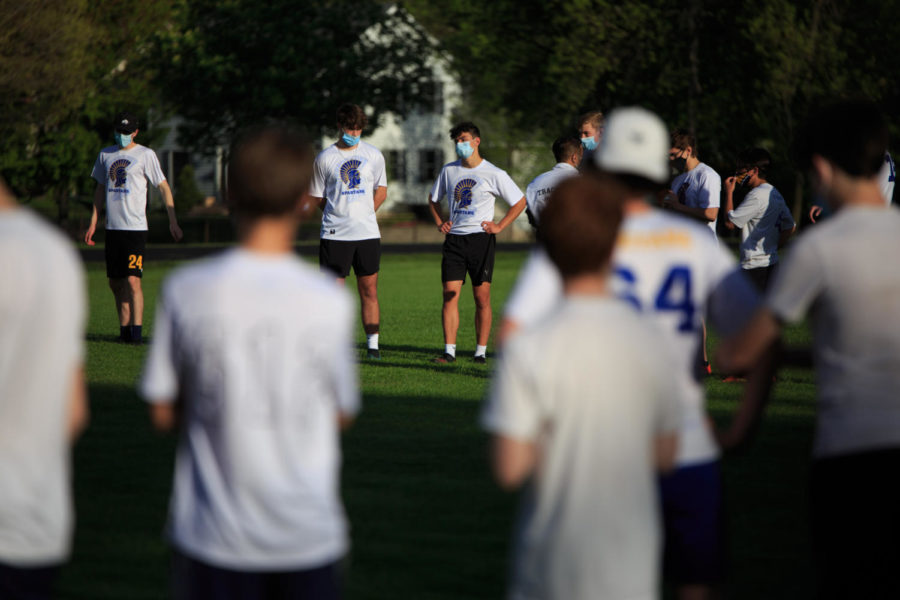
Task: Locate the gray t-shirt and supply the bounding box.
[0,208,86,565]
[767,206,900,458]
[484,297,680,600]
[728,183,795,269]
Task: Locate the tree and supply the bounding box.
[154,0,437,155]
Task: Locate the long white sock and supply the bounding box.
[445,344,456,357]
[475,344,487,357]
[367,333,379,350]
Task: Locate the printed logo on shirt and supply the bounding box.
[340,159,364,195]
[454,178,478,213]
[109,159,132,191]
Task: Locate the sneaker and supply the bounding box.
[473,355,487,364]
[433,352,456,364]
[366,348,381,360]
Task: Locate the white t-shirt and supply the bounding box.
[310,141,386,241]
[727,183,796,269]
[0,208,86,566]
[91,144,166,231]
[430,159,524,235]
[140,248,360,570]
[484,297,680,600]
[525,163,578,225]
[671,162,721,236]
[766,206,900,459]
[880,152,895,205]
[504,208,759,466]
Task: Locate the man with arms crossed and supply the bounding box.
[501,107,772,600]
[484,174,680,600]
[86,111,183,344]
[723,147,796,293]
[429,121,526,364]
[311,103,387,359]
[141,125,359,599]
[718,99,900,599]
[1,177,88,600]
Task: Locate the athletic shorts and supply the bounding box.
[810,448,900,599]
[441,233,495,285]
[171,552,341,600]
[319,238,381,278]
[743,263,779,294]
[0,562,60,600]
[105,230,147,279]
[658,460,725,584]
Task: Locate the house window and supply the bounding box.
[386,150,406,183]
[418,149,440,183]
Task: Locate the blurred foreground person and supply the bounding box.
[719,99,900,599]
[502,107,774,600]
[483,174,681,600]
[140,126,359,600]
[0,178,88,599]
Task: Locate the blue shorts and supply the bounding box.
[658,460,725,584]
[171,551,342,600]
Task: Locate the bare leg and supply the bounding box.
[109,278,130,326]
[357,273,380,335]
[127,275,143,326]
[442,281,463,345]
[473,282,492,346]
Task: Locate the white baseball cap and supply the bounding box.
[593,107,669,184]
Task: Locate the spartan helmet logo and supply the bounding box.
[109,159,131,188]
[340,159,362,189]
[454,178,477,209]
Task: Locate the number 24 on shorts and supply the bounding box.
[614,265,696,332]
[128,254,143,270]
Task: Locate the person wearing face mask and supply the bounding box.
[808,150,895,222]
[577,110,604,168]
[723,148,796,293]
[428,121,527,364]
[662,129,721,238]
[717,99,900,600]
[310,103,387,360]
[85,111,183,344]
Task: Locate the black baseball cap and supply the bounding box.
[114,112,140,134]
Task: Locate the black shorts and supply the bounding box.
[105,230,147,279]
[0,561,60,600]
[319,238,381,278]
[743,263,779,293]
[810,448,900,598]
[172,552,341,600]
[441,233,495,285]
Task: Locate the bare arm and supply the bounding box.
[85,184,105,244]
[67,366,89,441]
[490,435,538,491]
[663,198,719,223]
[722,176,737,230]
[148,400,180,433]
[654,432,679,473]
[158,181,183,242]
[373,186,387,212]
[338,412,355,431]
[483,196,527,234]
[428,195,452,234]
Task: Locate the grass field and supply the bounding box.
[59,249,817,599]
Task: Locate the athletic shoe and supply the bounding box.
[367,348,381,360]
[473,355,487,364]
[433,353,456,364]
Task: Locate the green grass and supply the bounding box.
[59,250,817,599]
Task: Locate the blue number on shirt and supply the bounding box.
[615,265,696,332]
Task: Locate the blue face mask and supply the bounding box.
[455,141,474,159]
[116,132,133,148]
[341,132,360,147]
[581,136,598,152]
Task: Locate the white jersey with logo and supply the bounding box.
[0,208,86,565]
[310,141,386,241]
[140,248,360,570]
[484,298,680,600]
[525,163,578,225]
[504,208,759,466]
[671,162,721,236]
[727,183,796,269]
[91,144,166,231]
[430,159,524,235]
[766,206,900,459]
